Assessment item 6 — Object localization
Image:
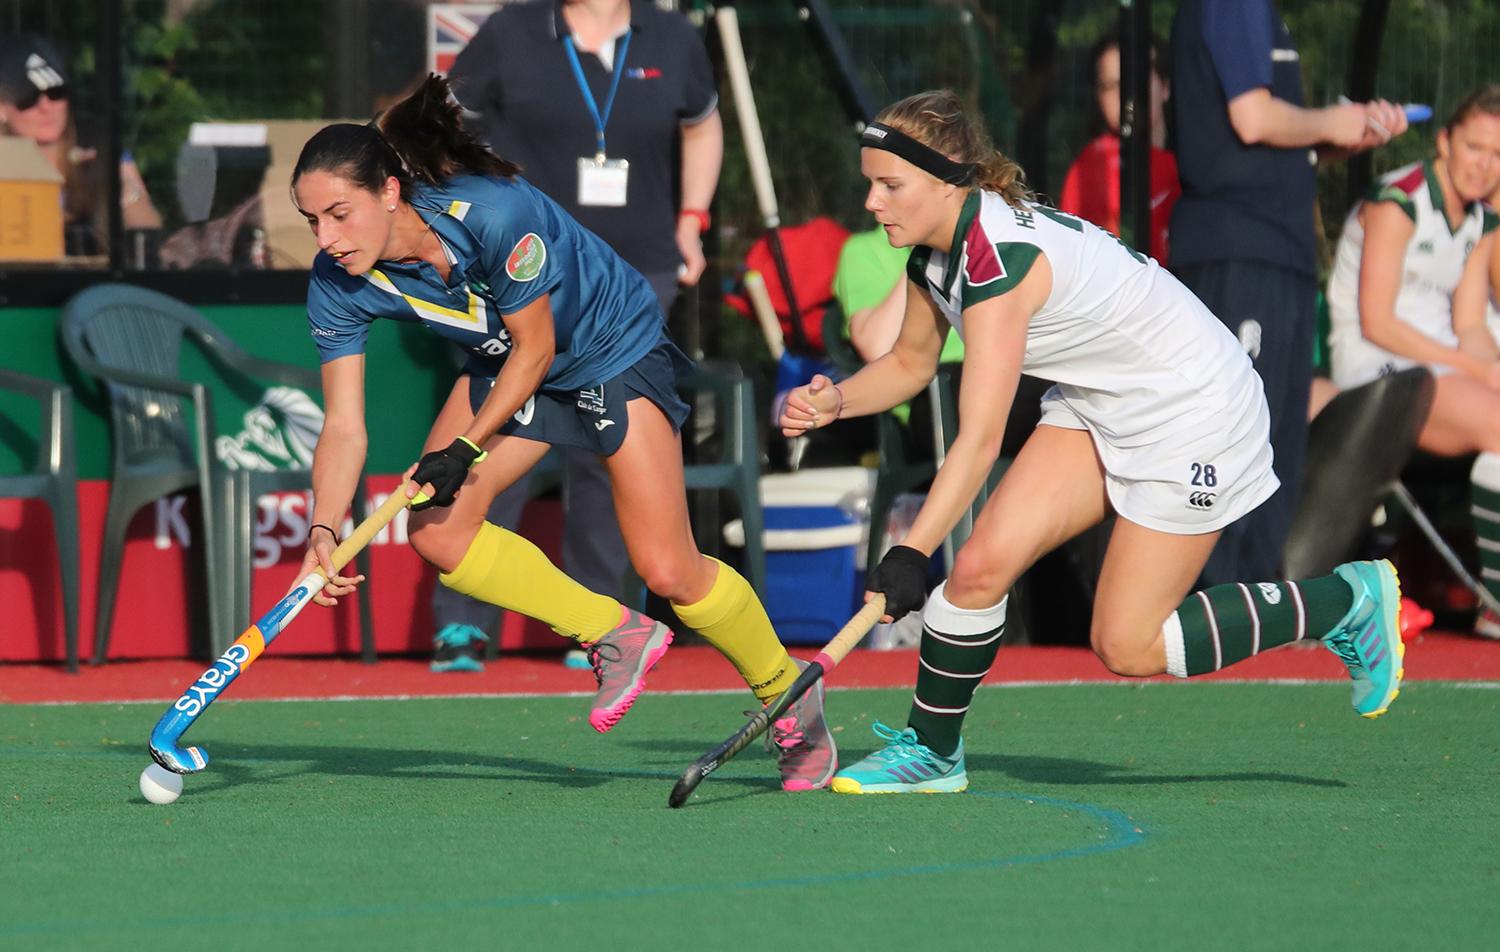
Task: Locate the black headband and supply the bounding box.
[859,122,977,186]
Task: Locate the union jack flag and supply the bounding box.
[428,3,503,74]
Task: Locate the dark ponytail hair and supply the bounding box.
[292,74,518,203]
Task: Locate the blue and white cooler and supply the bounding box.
[723,466,874,644]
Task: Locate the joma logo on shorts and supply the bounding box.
[1188,492,1216,509]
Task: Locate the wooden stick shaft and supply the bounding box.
[744,270,785,360]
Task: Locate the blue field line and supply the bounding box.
[0,784,1145,937]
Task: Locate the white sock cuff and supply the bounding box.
[1162,611,1188,678]
[922,580,1008,636]
[1473,452,1500,490]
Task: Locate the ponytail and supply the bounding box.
[376,74,519,188]
[292,73,517,202]
[973,153,1032,206]
[873,90,1032,207]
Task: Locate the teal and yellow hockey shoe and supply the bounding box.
[1326,559,1405,718]
[830,722,968,794]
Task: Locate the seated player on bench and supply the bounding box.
[1326,85,1500,637]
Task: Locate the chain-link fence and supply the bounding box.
[2,1,1497,290]
[716,0,1500,276]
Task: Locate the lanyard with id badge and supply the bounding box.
[564,31,632,207]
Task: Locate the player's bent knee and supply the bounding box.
[946,549,1013,608]
[634,554,702,604]
[1091,629,1157,677]
[406,520,466,574]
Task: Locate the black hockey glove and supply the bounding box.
[409,437,487,511]
[866,545,931,621]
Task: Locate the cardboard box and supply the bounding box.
[0,137,64,262]
[175,119,358,270]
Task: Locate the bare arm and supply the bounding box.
[780,278,945,433]
[1491,223,1500,304]
[1452,231,1500,365]
[1357,202,1492,379]
[465,294,556,444]
[840,279,948,415]
[310,354,368,528]
[1317,98,1410,163]
[848,278,907,362]
[675,110,723,286]
[304,353,369,605]
[119,159,163,229]
[1228,88,1376,150]
[899,259,1048,556]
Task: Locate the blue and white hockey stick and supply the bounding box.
[149,488,411,774]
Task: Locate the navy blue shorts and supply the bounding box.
[467,338,694,457]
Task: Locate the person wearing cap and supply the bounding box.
[0,32,160,257]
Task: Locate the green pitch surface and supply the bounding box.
[4,685,1498,950]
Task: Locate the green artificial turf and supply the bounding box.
[3,684,1497,950]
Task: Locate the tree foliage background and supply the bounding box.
[4,0,1498,351]
[713,0,1500,273]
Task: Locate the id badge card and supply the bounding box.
[578,155,629,207]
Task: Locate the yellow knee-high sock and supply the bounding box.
[439,522,622,640]
[672,558,796,702]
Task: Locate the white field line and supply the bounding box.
[17,678,1500,706]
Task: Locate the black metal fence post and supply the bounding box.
[1119,0,1151,253]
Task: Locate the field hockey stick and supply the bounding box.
[667,594,886,808]
[749,266,820,465]
[744,269,785,361]
[715,6,809,354]
[148,486,412,774]
[1388,482,1500,618]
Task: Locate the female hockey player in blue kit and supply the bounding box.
[290,75,834,791]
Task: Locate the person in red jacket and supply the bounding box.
[1058,28,1179,263]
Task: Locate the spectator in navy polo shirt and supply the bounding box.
[1169,0,1405,587]
[423,0,723,671]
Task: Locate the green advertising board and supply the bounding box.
[0,303,455,479]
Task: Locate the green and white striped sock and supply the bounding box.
[906,582,1006,757]
[1162,575,1355,677]
[1470,453,1500,611]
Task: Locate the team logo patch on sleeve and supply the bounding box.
[506,233,547,282]
[965,238,1007,286]
[960,218,1005,286]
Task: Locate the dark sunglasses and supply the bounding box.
[11,86,68,111]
